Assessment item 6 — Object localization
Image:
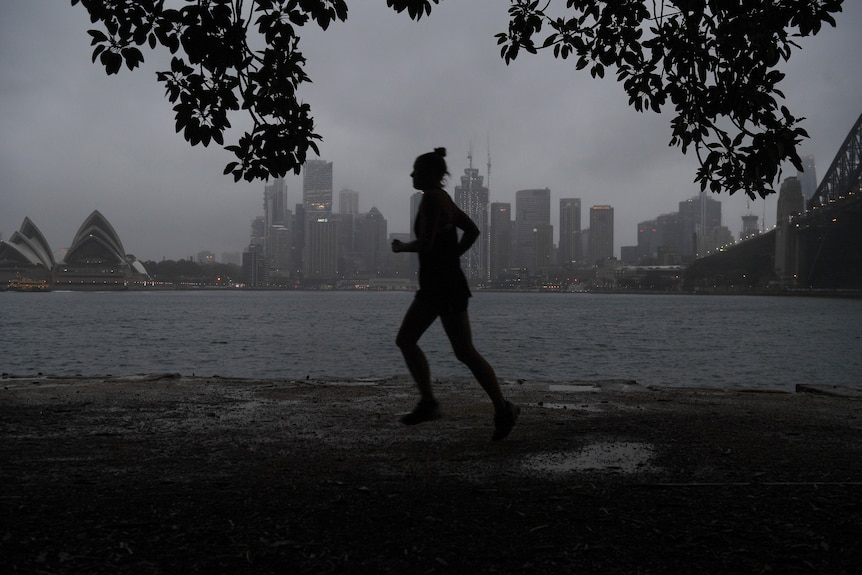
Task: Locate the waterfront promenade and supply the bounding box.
[2,374,861,573]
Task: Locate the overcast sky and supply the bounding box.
[2,1,860,262]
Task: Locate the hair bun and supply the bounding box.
[433,147,447,158]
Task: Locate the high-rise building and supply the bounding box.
[303,160,333,216]
[775,176,805,281]
[637,212,683,261]
[797,155,817,202]
[269,224,292,276]
[588,205,614,264]
[740,214,760,240]
[264,177,290,273]
[679,194,721,257]
[242,244,269,287]
[515,188,550,272]
[250,216,266,247]
[264,177,288,229]
[339,188,359,214]
[304,217,339,280]
[454,164,489,282]
[533,223,554,274]
[559,198,581,265]
[356,207,388,275]
[333,212,357,272]
[489,202,511,282]
[292,203,305,276]
[302,160,334,279]
[637,218,659,261]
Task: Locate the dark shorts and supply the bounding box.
[415,288,470,316]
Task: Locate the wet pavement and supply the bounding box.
[3,374,861,482]
[2,374,862,573]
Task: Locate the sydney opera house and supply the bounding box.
[0,210,148,290]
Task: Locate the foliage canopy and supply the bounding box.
[71,0,844,198]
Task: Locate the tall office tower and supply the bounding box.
[303,160,333,216]
[302,160,333,278]
[515,188,551,272]
[269,224,292,276]
[242,244,269,287]
[489,202,512,282]
[656,212,684,257]
[534,223,554,274]
[797,155,817,202]
[339,188,359,214]
[678,194,721,257]
[333,212,357,269]
[304,217,339,279]
[559,198,582,266]
[264,177,288,271]
[250,216,266,247]
[264,177,288,229]
[357,207,388,274]
[454,162,490,282]
[292,203,306,276]
[637,218,659,261]
[740,213,760,239]
[775,176,804,281]
[588,205,614,264]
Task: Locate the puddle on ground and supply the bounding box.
[522,442,657,475]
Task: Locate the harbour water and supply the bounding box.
[1,290,860,391]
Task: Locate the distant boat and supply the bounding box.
[6,277,51,292]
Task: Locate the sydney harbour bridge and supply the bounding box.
[685,113,862,292]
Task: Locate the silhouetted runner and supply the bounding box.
[391,147,519,441]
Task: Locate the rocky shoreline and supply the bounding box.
[2,374,861,573]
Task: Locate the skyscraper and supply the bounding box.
[339,188,359,214]
[740,214,760,240]
[302,160,335,279]
[264,177,288,229]
[454,163,489,282]
[269,224,292,276]
[515,188,550,272]
[242,243,269,287]
[559,198,581,265]
[304,218,339,279]
[678,195,721,257]
[356,207,388,275]
[797,155,817,202]
[533,223,554,274]
[775,176,804,281]
[588,205,614,264]
[489,202,511,282]
[250,216,266,247]
[303,160,333,216]
[264,177,289,273]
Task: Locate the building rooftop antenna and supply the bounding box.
[467,141,473,170]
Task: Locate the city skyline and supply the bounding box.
[3,2,860,262]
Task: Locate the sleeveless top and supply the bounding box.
[414,190,471,305]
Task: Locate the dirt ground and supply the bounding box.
[2,374,861,574]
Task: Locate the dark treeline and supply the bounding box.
[142,260,241,285]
